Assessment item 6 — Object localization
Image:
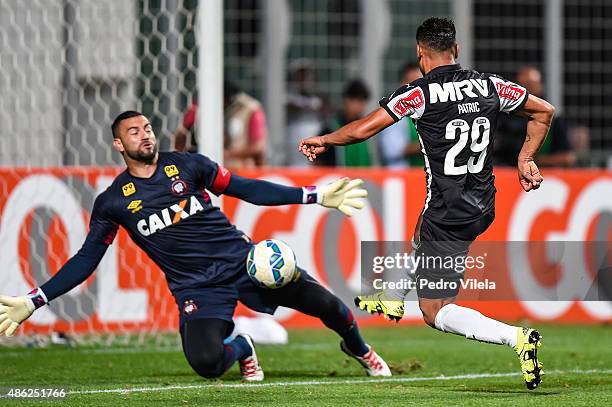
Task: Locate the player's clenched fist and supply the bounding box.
[518,159,544,192]
[0,295,35,336]
[317,177,368,217]
[298,135,329,162]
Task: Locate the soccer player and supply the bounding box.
[0,111,391,381]
[299,18,555,390]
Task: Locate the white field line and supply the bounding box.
[71,369,612,396]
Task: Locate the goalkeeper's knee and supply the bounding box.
[185,349,225,379]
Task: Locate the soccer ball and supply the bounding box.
[246,239,297,288]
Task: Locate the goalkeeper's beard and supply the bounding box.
[124,143,158,164]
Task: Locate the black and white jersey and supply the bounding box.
[379,64,528,224]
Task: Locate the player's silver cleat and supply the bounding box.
[340,341,392,377]
[238,334,264,381]
[513,328,543,390]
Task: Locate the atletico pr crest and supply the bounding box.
[183,300,198,316]
[171,179,188,196]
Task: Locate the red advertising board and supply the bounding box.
[0,167,610,335]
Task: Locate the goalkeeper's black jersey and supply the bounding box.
[379,64,528,224]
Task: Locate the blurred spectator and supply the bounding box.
[569,125,592,166]
[173,83,267,168]
[286,60,327,167]
[378,62,424,168]
[223,81,267,168]
[494,66,576,167]
[173,90,199,153]
[316,79,373,167]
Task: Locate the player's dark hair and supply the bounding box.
[342,79,370,100]
[399,61,420,80]
[416,17,456,52]
[111,110,144,139]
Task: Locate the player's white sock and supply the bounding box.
[382,247,417,301]
[434,304,518,347]
[384,267,413,301]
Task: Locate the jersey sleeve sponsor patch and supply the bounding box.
[488,76,528,113]
[379,85,426,121]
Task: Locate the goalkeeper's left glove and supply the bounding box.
[0,288,47,336]
[303,177,368,216]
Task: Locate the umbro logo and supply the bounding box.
[127,200,143,213]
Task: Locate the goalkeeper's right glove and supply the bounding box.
[0,288,47,337]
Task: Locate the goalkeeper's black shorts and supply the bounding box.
[173,265,314,327]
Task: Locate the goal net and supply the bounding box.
[0,0,200,347]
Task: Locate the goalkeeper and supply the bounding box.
[0,111,391,381]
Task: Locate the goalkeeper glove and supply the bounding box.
[303,177,368,216]
[0,288,47,336]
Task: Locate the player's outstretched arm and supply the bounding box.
[224,175,367,217]
[0,239,108,336]
[0,239,109,336]
[515,95,556,192]
[0,193,116,337]
[299,108,394,162]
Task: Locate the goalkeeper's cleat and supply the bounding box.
[340,341,392,377]
[354,291,404,322]
[238,334,264,382]
[513,328,543,390]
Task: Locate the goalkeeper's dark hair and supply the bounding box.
[111,110,144,139]
[416,17,456,52]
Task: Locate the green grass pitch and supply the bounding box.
[1,324,610,406]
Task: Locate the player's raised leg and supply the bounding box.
[273,272,391,376]
[355,230,420,321]
[415,214,543,390]
[420,297,543,390]
[180,318,263,381]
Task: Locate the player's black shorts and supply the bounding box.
[173,264,314,326]
[414,210,495,299]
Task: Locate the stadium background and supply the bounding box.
[0,0,610,345]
